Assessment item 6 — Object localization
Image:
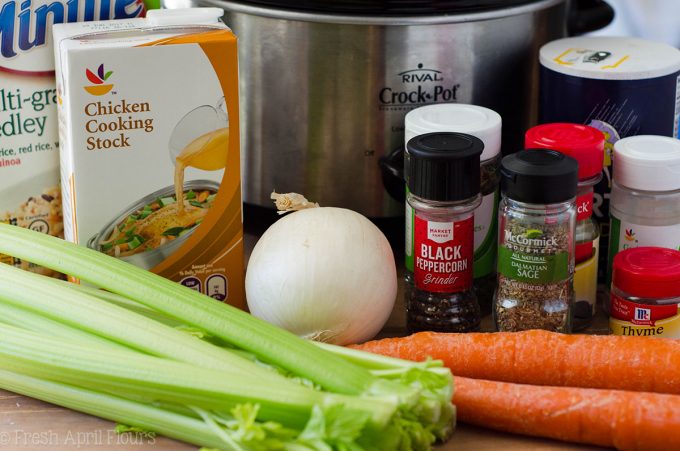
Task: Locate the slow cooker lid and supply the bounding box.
[231,0,546,15]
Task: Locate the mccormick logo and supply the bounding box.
[84,64,113,96]
[504,230,558,247]
[635,307,651,322]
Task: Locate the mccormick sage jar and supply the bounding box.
[405,132,482,333]
[525,123,605,330]
[405,104,502,315]
[610,247,680,338]
[494,150,578,333]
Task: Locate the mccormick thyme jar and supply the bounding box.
[405,104,502,316]
[610,247,680,338]
[494,150,578,333]
[405,132,483,333]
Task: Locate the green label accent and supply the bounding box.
[606,216,621,286]
[473,190,499,278]
[405,187,414,273]
[498,247,569,283]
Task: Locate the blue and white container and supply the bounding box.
[539,36,680,281]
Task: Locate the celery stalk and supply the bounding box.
[0,324,398,428]
[0,370,332,450]
[314,341,443,370]
[0,369,228,449]
[0,223,373,395]
[315,342,456,441]
[0,301,130,351]
[0,262,282,380]
[61,281,183,328]
[0,225,456,447]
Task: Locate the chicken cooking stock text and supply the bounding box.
[84,100,154,150]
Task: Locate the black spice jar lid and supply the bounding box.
[406,132,483,202]
[500,149,578,204]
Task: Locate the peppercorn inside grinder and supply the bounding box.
[404,132,483,333]
[494,150,579,333]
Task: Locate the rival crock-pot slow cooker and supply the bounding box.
[165,0,612,217]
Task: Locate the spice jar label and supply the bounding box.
[497,229,570,284]
[610,294,680,338]
[574,237,599,316]
[473,191,498,278]
[576,191,594,221]
[608,218,680,282]
[413,216,473,293]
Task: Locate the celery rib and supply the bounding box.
[0,262,282,381]
[0,225,457,448]
[0,301,130,351]
[0,324,397,428]
[0,369,228,449]
[0,223,374,395]
[61,281,183,327]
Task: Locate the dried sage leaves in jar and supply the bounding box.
[494,150,578,333]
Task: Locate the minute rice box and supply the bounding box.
[53,8,245,307]
[0,0,146,276]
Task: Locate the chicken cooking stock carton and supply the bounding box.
[0,0,147,276]
[53,8,245,308]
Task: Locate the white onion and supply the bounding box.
[246,207,397,345]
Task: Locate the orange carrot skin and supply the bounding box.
[352,330,680,394]
[454,376,680,451]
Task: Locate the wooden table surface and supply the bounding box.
[0,224,612,450]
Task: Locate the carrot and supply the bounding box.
[352,330,680,394]
[453,376,680,451]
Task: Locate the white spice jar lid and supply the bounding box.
[540,37,680,81]
[405,103,501,162]
[613,135,680,191]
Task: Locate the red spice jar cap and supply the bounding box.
[612,247,680,299]
[525,123,604,180]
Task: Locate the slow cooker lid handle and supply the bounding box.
[568,0,615,35]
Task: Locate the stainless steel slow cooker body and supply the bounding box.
[171,0,577,217]
[87,180,221,270]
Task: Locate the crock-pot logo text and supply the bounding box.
[379,63,460,111]
[84,100,154,150]
[0,0,144,59]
